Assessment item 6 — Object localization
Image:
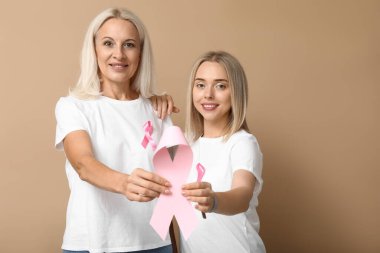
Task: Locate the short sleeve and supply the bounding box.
[162,116,173,129]
[230,134,263,198]
[55,97,89,150]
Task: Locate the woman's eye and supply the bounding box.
[124,42,135,48]
[195,83,205,88]
[215,83,227,90]
[103,41,113,47]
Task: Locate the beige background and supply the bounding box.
[0,0,379,252]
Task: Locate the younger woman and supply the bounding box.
[181,51,265,253]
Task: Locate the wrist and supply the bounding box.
[116,173,129,195]
[211,193,218,213]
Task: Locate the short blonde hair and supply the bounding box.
[70,8,155,99]
[185,51,250,142]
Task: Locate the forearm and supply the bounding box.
[72,154,171,202]
[73,154,127,194]
[213,187,252,215]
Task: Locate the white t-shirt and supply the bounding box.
[181,130,266,253]
[55,95,172,253]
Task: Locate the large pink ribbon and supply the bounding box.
[141,120,157,151]
[150,126,198,240]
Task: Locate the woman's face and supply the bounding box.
[95,18,141,88]
[192,61,232,127]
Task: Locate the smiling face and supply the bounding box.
[192,61,232,132]
[95,18,141,89]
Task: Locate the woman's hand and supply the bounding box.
[182,182,215,213]
[123,168,172,202]
[149,94,180,119]
[182,170,255,215]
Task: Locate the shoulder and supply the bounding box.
[228,130,259,146]
[55,95,96,118]
[57,95,103,109]
[55,96,75,112]
[228,130,262,156]
[56,95,86,108]
[139,96,154,109]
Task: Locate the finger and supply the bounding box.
[149,96,158,111]
[186,196,211,205]
[182,182,209,190]
[137,185,164,199]
[156,96,162,119]
[166,95,174,115]
[182,182,200,190]
[134,168,171,187]
[182,188,212,199]
[126,192,155,202]
[160,95,168,119]
[130,170,171,194]
[195,203,213,213]
[127,183,161,198]
[172,106,180,113]
[125,182,157,201]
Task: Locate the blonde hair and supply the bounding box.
[70,8,155,99]
[185,51,250,142]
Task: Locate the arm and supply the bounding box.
[182,169,255,215]
[63,130,171,202]
[149,94,180,119]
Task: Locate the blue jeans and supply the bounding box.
[62,245,172,253]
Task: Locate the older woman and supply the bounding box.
[55,8,175,253]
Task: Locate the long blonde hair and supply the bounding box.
[185,51,250,142]
[70,8,155,99]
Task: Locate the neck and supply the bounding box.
[203,121,228,138]
[101,81,139,100]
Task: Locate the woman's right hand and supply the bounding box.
[123,168,172,202]
[181,181,215,213]
[149,94,180,119]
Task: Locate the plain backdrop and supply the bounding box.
[0,0,379,252]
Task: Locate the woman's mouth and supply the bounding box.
[202,103,218,111]
[109,63,128,71]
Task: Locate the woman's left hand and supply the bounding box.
[149,94,180,119]
[182,182,215,213]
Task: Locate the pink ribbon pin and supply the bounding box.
[196,163,206,182]
[141,120,157,151]
[150,126,198,240]
[196,163,207,219]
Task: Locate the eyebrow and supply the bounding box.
[99,36,137,42]
[194,78,228,82]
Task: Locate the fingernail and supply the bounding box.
[165,182,172,187]
[164,189,171,194]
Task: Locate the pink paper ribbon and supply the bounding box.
[196,163,207,219]
[141,120,157,151]
[196,163,206,182]
[150,126,198,240]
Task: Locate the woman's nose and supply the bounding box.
[204,86,214,99]
[112,46,125,59]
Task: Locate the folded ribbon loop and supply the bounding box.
[150,126,198,240]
